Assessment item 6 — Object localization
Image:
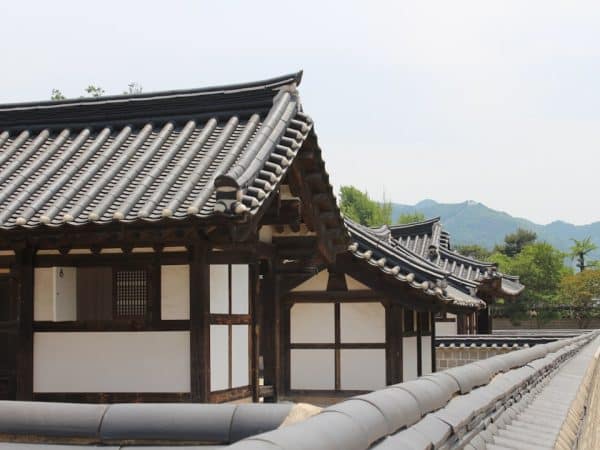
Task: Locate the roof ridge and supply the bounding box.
[0,72,303,130]
[0,72,303,111]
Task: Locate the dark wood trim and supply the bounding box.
[334,302,341,391]
[289,343,386,349]
[385,303,403,385]
[285,290,379,302]
[209,385,252,403]
[32,320,190,332]
[431,311,436,373]
[209,314,251,325]
[15,246,34,401]
[150,254,161,326]
[33,392,191,403]
[34,252,188,268]
[189,242,210,402]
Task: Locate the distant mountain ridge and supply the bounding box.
[391,200,600,260]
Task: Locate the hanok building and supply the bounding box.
[388,217,524,335]
[0,73,500,405]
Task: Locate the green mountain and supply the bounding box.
[391,200,600,260]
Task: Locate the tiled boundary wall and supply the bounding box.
[494,318,600,329]
[436,343,521,369]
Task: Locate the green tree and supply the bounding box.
[396,211,425,225]
[84,85,105,97]
[495,228,537,257]
[50,83,142,100]
[454,244,492,261]
[490,242,566,327]
[339,186,391,227]
[559,269,600,328]
[569,236,598,272]
[51,89,66,101]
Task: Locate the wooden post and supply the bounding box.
[430,311,436,373]
[385,303,403,384]
[416,311,423,377]
[15,245,34,401]
[257,259,276,401]
[189,243,209,402]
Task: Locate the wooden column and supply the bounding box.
[416,312,423,377]
[257,259,277,401]
[15,246,34,401]
[385,303,403,385]
[189,243,209,402]
[274,273,285,399]
[430,311,436,373]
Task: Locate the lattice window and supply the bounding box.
[114,270,148,318]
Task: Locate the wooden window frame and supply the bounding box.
[112,268,149,320]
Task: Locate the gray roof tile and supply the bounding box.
[0,73,312,230]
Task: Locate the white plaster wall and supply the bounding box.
[231,265,249,314]
[436,320,458,336]
[210,325,229,391]
[290,303,334,343]
[344,275,370,291]
[54,267,77,321]
[291,270,328,292]
[210,265,229,314]
[33,331,190,392]
[161,265,190,320]
[231,325,249,388]
[340,302,385,343]
[421,336,432,375]
[34,268,54,321]
[402,336,418,381]
[340,349,386,390]
[290,349,334,390]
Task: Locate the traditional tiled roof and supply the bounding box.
[0,73,313,229]
[391,217,524,297]
[345,218,485,310]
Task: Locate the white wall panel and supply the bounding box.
[402,336,418,381]
[210,265,229,314]
[231,325,249,388]
[231,265,249,314]
[340,302,385,343]
[33,331,190,392]
[421,336,432,375]
[344,275,370,291]
[291,270,328,292]
[290,303,334,343]
[161,265,190,320]
[34,268,54,321]
[290,349,334,390]
[340,349,386,390]
[54,267,77,321]
[210,325,229,391]
[436,320,457,336]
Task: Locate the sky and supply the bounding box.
[1,1,599,225]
